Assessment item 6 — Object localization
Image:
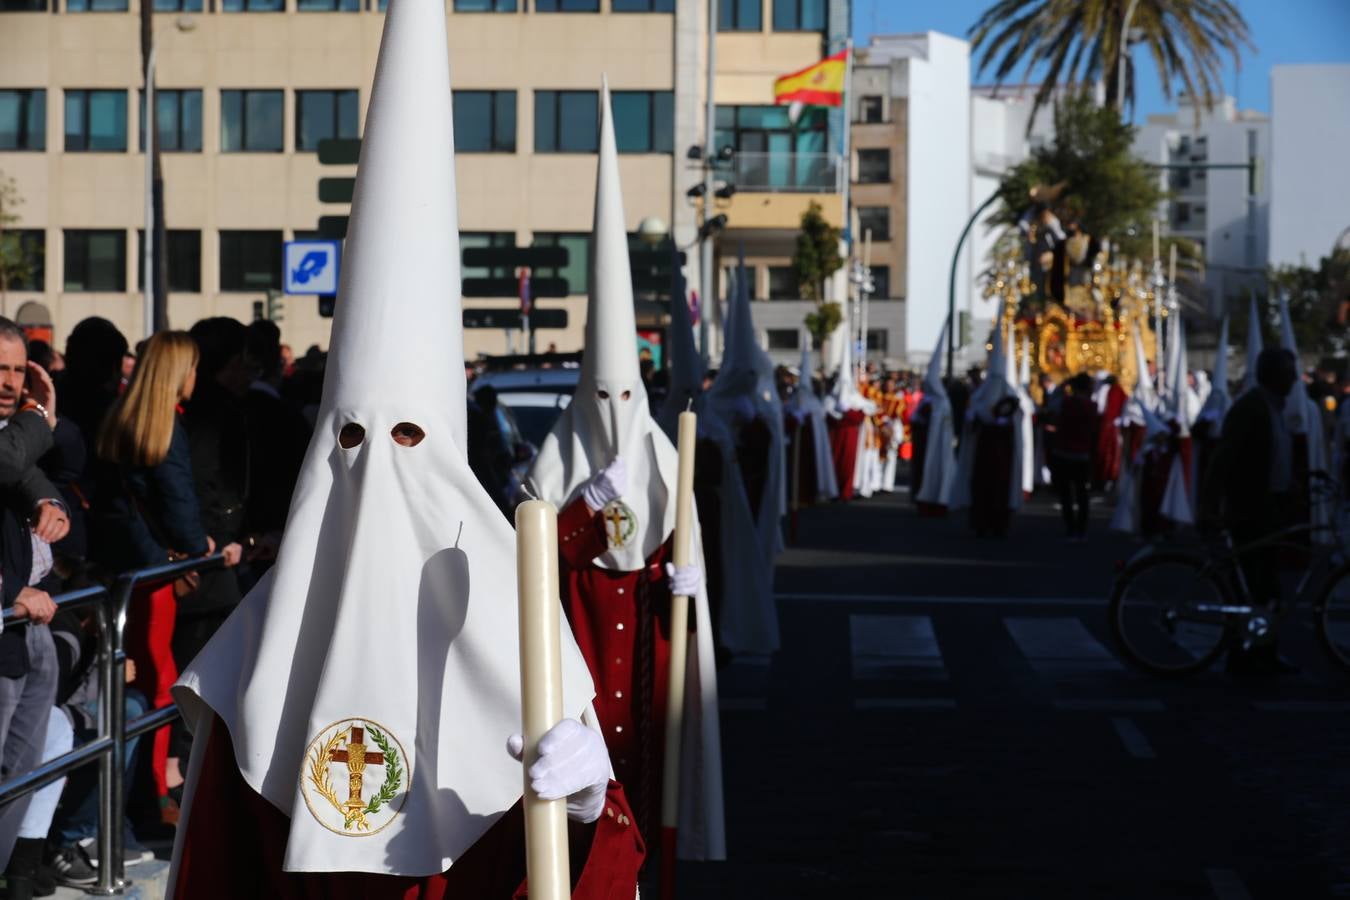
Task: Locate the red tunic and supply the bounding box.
[1094,385,1128,486]
[173,715,645,899]
[556,498,673,842]
[827,410,866,501]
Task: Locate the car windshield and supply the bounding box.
[510,404,568,448]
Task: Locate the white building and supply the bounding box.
[1268,64,1350,269]
[1132,95,1270,310]
[967,85,1057,358]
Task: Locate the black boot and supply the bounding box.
[4,837,44,900]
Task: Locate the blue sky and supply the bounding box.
[852,0,1350,121]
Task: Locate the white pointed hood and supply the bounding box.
[1165,313,1195,434]
[527,82,678,571]
[1132,321,1157,409]
[969,321,1016,423]
[706,250,788,542]
[1242,291,1262,394]
[1198,314,1231,428]
[922,321,949,401]
[173,0,594,877]
[658,260,706,436]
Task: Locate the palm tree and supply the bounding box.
[970,0,1251,121]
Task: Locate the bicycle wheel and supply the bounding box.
[1109,552,1233,676]
[1315,564,1350,670]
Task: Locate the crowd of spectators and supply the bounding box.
[0,315,315,898]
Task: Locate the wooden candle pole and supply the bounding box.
[659,409,698,900]
[515,500,570,900]
[1152,220,1160,263]
[1168,243,1178,287]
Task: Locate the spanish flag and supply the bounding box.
[773,50,848,107]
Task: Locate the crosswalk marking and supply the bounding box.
[1111,717,1157,759]
[1205,868,1253,900]
[1004,617,1124,672]
[849,614,946,680]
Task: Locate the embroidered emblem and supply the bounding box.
[602,499,638,549]
[302,718,409,835]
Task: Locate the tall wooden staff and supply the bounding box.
[516,500,570,900]
[659,408,698,900]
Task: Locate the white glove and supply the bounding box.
[665,561,702,598]
[506,719,609,824]
[582,457,627,511]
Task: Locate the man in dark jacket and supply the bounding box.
[1200,347,1298,674]
[242,321,309,567]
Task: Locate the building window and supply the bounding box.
[612,0,672,9]
[0,0,48,9]
[63,230,126,292]
[137,230,201,293]
[534,0,597,10]
[857,206,890,242]
[66,0,128,10]
[0,231,44,292]
[715,104,830,190]
[718,0,760,30]
[1174,202,1190,226]
[219,231,282,291]
[297,0,358,10]
[152,0,203,10]
[296,90,359,152]
[221,90,284,153]
[531,233,590,295]
[869,265,889,299]
[222,0,282,11]
[767,266,796,300]
[857,148,889,184]
[766,329,799,351]
[534,91,597,154]
[772,0,824,31]
[866,329,887,352]
[64,90,127,152]
[612,91,673,154]
[460,232,515,286]
[0,90,45,152]
[139,89,203,153]
[453,91,516,153]
[858,95,883,123]
[454,0,516,8]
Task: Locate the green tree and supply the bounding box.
[970,0,1251,122]
[791,200,843,302]
[991,93,1169,260]
[0,173,35,303]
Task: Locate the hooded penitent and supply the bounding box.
[656,245,778,657]
[914,321,956,508]
[1242,291,1262,394]
[1111,399,1174,534]
[525,82,727,858]
[705,252,788,559]
[1197,314,1231,432]
[1278,292,1331,535]
[783,336,840,502]
[170,0,596,878]
[951,321,1025,513]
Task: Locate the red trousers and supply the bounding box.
[123,583,177,797]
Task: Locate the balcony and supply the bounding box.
[727,152,844,194]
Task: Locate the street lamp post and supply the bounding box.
[700,0,719,367]
[143,46,156,341]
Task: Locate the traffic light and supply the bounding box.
[265,289,285,322]
[958,311,972,349]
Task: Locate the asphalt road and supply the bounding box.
[681,487,1350,900]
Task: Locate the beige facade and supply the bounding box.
[0,0,685,356]
[1,0,846,362]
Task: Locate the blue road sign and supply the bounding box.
[283,240,341,296]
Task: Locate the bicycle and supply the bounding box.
[1108,474,1350,677]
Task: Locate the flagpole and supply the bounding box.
[840,36,854,276]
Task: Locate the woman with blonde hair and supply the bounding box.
[92,331,235,825]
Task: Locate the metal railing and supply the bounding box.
[726,151,844,194]
[0,553,225,895]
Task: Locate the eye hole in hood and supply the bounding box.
[391,422,426,447]
[339,423,366,449]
